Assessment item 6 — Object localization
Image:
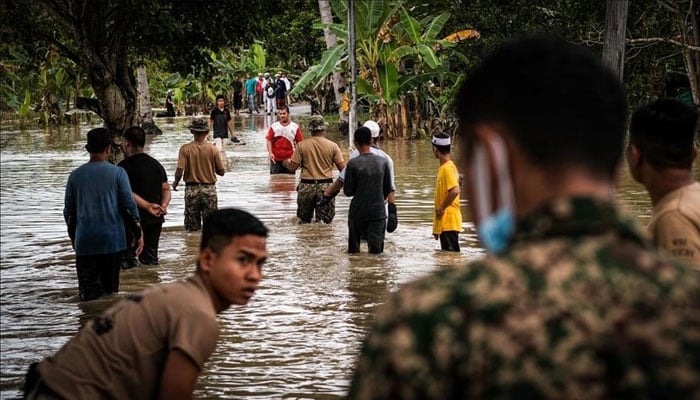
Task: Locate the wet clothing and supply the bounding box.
[64,161,140,301]
[176,141,223,231]
[232,81,243,110]
[165,94,175,117]
[118,153,168,265]
[64,161,139,256]
[76,254,121,301]
[245,78,258,113]
[289,136,343,223]
[433,159,462,251]
[266,121,303,174]
[296,180,334,223]
[438,230,460,252]
[33,274,219,400]
[270,160,294,174]
[344,153,393,253]
[209,107,231,139]
[648,181,700,268]
[290,136,344,223]
[176,141,223,184]
[348,197,700,399]
[184,184,218,232]
[339,146,395,191]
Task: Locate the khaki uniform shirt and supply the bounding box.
[648,181,700,268]
[38,274,219,400]
[176,141,223,184]
[349,197,700,399]
[290,136,343,180]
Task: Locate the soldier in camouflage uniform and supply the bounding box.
[172,118,225,231]
[347,35,700,399]
[284,115,345,223]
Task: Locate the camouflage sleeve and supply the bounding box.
[347,273,466,399]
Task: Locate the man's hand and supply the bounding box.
[171,181,178,191]
[160,204,168,216]
[147,203,163,217]
[269,154,276,162]
[435,207,445,219]
[316,193,334,207]
[434,234,439,240]
[135,235,144,257]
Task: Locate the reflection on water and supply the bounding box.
[0,114,663,398]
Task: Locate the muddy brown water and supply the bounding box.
[0,113,661,398]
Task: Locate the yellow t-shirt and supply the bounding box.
[433,160,462,234]
[648,181,700,269]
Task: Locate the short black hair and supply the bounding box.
[278,104,290,113]
[201,208,268,252]
[629,98,698,169]
[455,34,627,180]
[123,126,146,148]
[354,127,372,146]
[432,132,451,154]
[216,94,225,102]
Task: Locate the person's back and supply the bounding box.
[628,98,700,268]
[294,135,342,180]
[344,153,391,222]
[348,35,700,399]
[67,161,134,256]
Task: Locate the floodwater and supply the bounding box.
[0,112,657,399]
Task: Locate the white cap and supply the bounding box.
[363,120,380,138]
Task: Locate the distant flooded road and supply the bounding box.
[0,113,658,399]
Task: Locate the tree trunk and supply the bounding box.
[602,0,629,81]
[676,0,700,105]
[137,64,153,124]
[318,0,346,122]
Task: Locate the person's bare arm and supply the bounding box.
[436,185,460,218]
[157,349,200,400]
[266,140,276,162]
[284,159,300,172]
[160,182,171,215]
[324,179,344,198]
[172,168,184,191]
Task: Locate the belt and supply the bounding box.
[185,182,215,186]
[300,178,333,184]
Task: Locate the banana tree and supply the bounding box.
[292,0,470,138]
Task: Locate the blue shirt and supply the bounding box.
[245,78,258,95]
[64,161,139,256]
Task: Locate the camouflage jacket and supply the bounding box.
[348,197,700,400]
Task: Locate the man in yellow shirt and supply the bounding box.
[432,132,462,251]
[627,98,700,268]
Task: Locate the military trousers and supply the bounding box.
[297,181,334,224]
[184,184,218,231]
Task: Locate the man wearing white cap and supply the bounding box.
[431,132,462,251]
[319,120,398,232]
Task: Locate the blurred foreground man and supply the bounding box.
[627,98,700,268]
[348,35,700,399]
[25,209,268,400]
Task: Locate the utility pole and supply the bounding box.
[347,0,356,150]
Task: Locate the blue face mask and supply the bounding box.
[471,137,516,254]
[477,207,515,254]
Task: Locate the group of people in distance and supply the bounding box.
[25,34,699,399]
[242,71,291,116]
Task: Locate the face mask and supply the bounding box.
[471,135,516,254]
